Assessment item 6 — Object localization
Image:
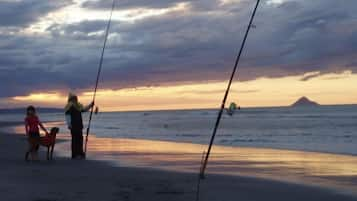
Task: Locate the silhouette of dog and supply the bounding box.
[39,127,59,160]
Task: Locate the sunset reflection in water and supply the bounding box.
[11,123,357,196]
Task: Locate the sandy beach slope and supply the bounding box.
[0,121,356,201]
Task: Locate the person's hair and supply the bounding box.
[68,95,78,103]
[26,105,36,116]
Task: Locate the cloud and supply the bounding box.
[179,88,260,95]
[81,0,188,10]
[80,0,224,11]
[0,0,73,27]
[1,0,357,98]
[300,72,321,81]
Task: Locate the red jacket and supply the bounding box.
[25,116,40,134]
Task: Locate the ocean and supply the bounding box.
[2,105,357,193]
[2,105,356,156]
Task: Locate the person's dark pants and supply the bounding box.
[70,128,84,158]
[29,132,40,151]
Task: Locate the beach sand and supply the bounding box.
[1,121,356,201]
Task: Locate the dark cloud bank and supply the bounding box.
[0,0,73,27]
[1,0,357,97]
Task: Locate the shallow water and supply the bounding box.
[6,120,357,196]
[62,136,357,196]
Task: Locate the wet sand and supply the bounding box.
[78,136,357,196]
[1,121,357,201]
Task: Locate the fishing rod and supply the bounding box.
[199,0,261,179]
[84,0,116,155]
[195,1,261,199]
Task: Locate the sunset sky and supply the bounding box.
[0,0,356,111]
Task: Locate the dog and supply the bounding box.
[39,127,59,160]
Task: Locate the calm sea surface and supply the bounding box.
[1,105,356,155]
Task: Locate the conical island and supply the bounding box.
[291,96,319,107]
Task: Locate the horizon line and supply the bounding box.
[1,103,356,113]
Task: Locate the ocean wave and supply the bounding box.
[231,138,276,143]
[300,132,312,136]
[176,134,202,137]
[104,126,121,130]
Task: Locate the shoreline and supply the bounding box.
[6,119,357,158]
[1,121,357,201]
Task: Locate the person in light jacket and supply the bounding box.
[65,93,94,159]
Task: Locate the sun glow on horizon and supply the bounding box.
[7,71,357,111]
[13,92,63,102]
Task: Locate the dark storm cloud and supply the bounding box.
[0,32,101,97]
[64,0,357,78]
[1,0,357,98]
[0,0,73,27]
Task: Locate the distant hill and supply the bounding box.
[0,107,63,114]
[291,97,319,107]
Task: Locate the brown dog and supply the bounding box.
[39,127,59,160]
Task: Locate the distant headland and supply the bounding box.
[291,96,320,107]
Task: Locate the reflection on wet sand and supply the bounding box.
[10,124,357,196]
[55,134,357,196]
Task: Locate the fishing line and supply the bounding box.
[84,0,116,155]
[195,0,261,200]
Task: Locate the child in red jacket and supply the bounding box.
[25,106,48,161]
